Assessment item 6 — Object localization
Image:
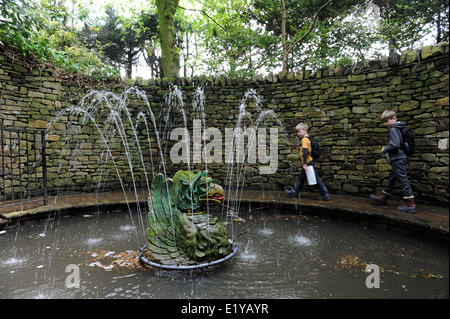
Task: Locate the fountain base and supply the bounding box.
[139,240,238,272]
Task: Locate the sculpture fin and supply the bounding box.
[147,173,184,254]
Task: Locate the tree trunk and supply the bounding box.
[156,0,180,78]
[281,0,288,72]
[126,51,133,78]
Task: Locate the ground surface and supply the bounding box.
[1,190,448,242]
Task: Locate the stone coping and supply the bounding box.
[0,190,448,243]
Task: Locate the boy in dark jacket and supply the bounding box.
[370,110,416,213]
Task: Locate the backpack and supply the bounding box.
[396,126,415,156]
[307,136,322,160]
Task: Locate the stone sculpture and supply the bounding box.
[146,170,232,266]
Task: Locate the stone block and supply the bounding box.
[348,74,366,82]
[399,100,420,111]
[28,120,48,129]
[352,106,369,114]
[28,91,45,99]
[421,43,447,60]
[43,81,62,90]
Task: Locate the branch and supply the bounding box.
[177,5,227,32]
[286,0,332,56]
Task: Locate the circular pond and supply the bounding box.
[0,206,448,299]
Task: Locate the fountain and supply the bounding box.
[44,85,290,271]
[0,85,447,299]
[140,170,238,270]
[46,85,252,270]
[1,204,448,298]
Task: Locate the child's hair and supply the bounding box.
[381,110,396,122]
[295,123,308,131]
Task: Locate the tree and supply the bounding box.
[121,24,142,78]
[155,0,180,78]
[189,0,266,78]
[90,6,125,70]
[136,10,163,78]
[280,0,331,72]
[1,0,114,77]
[374,0,449,54]
[92,5,143,78]
[432,0,449,43]
[251,0,368,72]
[135,6,190,78]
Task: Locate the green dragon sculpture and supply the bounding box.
[146,170,232,266]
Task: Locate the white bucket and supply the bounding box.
[305,165,317,185]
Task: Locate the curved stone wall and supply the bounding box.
[1,42,448,205]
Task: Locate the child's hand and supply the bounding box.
[303,164,308,170]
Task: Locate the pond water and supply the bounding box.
[0,207,448,299]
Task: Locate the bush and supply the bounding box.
[0,0,119,79]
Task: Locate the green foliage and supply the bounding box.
[188,0,448,77]
[2,0,448,79]
[0,0,119,78]
[189,0,272,78]
[187,0,373,75]
[373,0,449,53]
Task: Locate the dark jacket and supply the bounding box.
[382,122,408,162]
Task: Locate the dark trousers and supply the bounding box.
[383,159,414,197]
[293,162,328,195]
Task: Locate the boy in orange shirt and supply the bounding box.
[285,123,330,200]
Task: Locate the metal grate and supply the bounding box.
[1,126,48,208]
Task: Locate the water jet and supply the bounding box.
[1,85,447,299]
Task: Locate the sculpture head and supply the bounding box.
[170,170,224,213]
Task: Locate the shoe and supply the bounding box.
[316,194,330,201]
[370,191,390,205]
[285,189,299,198]
[397,197,416,214]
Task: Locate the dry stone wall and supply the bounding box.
[1,42,449,206]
